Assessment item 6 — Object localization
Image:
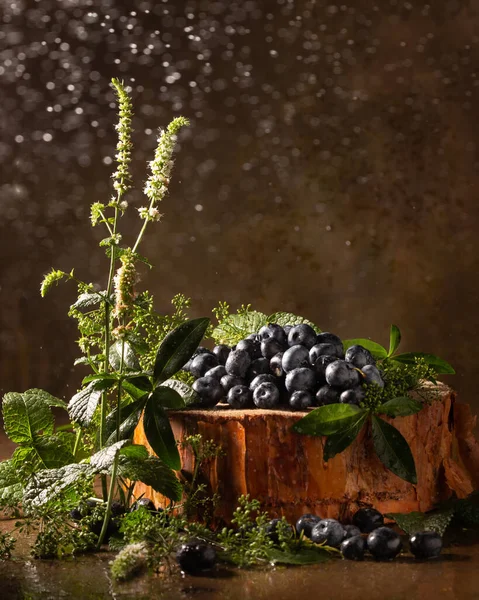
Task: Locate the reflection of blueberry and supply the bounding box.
[236,338,262,359]
[325,360,361,390]
[220,374,244,394]
[227,385,252,409]
[258,323,288,346]
[189,353,219,378]
[409,532,443,559]
[282,345,310,372]
[361,364,385,388]
[192,377,224,407]
[261,337,287,359]
[285,368,316,393]
[352,508,384,533]
[289,390,314,410]
[225,349,252,378]
[295,514,322,538]
[204,365,227,380]
[367,527,402,560]
[311,519,346,547]
[270,352,284,377]
[341,535,366,561]
[212,344,231,365]
[345,345,375,369]
[287,324,317,349]
[316,385,340,405]
[253,382,280,408]
[246,357,270,381]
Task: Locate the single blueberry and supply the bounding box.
[236,338,262,359]
[311,519,346,548]
[325,360,361,390]
[310,343,343,363]
[316,332,343,349]
[253,382,280,408]
[343,524,362,539]
[227,385,252,409]
[283,325,293,335]
[270,352,284,377]
[212,344,231,365]
[184,347,213,370]
[225,349,252,378]
[176,539,216,574]
[352,507,384,533]
[111,501,126,517]
[287,324,317,349]
[409,531,443,559]
[311,354,338,383]
[204,365,227,380]
[189,353,219,378]
[295,514,322,538]
[261,337,287,359]
[220,374,245,394]
[289,390,314,410]
[316,385,341,405]
[258,323,288,346]
[341,535,366,561]
[246,357,271,382]
[264,518,282,545]
[246,333,260,341]
[192,377,224,407]
[130,497,156,512]
[285,368,316,393]
[249,374,278,390]
[367,527,402,560]
[340,387,365,405]
[345,345,375,369]
[361,364,385,388]
[282,345,310,372]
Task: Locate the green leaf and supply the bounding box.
[25,389,67,410]
[105,396,147,445]
[124,375,152,391]
[123,379,151,401]
[376,396,423,417]
[143,398,181,470]
[153,317,210,385]
[23,463,94,507]
[392,352,455,374]
[68,379,115,426]
[212,311,268,346]
[386,508,454,536]
[70,291,108,310]
[3,391,54,444]
[118,456,182,501]
[372,415,417,484]
[342,338,388,360]
[388,324,401,357]
[150,386,185,409]
[109,340,141,371]
[161,379,201,407]
[90,440,130,473]
[267,312,321,333]
[0,460,24,505]
[292,404,365,437]
[265,546,332,565]
[82,373,119,385]
[119,444,149,460]
[34,435,76,469]
[323,412,368,461]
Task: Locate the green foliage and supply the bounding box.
[40,268,74,297]
[386,508,454,536]
[371,415,417,484]
[110,542,149,581]
[0,531,16,560]
[292,404,365,437]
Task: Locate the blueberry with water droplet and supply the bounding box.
[236,338,262,359]
[189,353,219,378]
[295,514,322,538]
[316,385,340,405]
[311,519,346,547]
[192,377,224,407]
[246,357,270,381]
[225,349,251,378]
[287,324,317,349]
[340,386,365,405]
[311,354,337,383]
[227,385,252,409]
[285,367,316,393]
[213,344,231,365]
[361,364,385,388]
[310,343,343,363]
[249,374,277,391]
[409,531,443,559]
[282,344,310,372]
[289,390,314,410]
[176,539,216,574]
[220,374,245,394]
[204,365,227,380]
[343,524,362,539]
[258,323,288,345]
[325,360,361,390]
[345,345,375,369]
[352,508,384,533]
[253,382,280,408]
[261,337,287,359]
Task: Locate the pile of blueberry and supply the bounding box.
[184,323,385,410]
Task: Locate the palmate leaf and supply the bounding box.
[292,404,365,437]
[372,416,417,484]
[3,391,54,444]
[68,378,115,426]
[118,456,182,501]
[143,398,181,470]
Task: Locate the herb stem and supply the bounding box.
[73,428,82,458]
[96,452,119,549]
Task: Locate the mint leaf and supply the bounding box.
[342,339,388,360]
[372,416,417,484]
[161,379,200,407]
[386,508,454,536]
[90,440,129,473]
[68,379,115,426]
[292,404,365,437]
[24,389,67,410]
[3,391,54,444]
[143,399,181,470]
[212,311,268,346]
[118,456,182,501]
[23,463,94,507]
[109,340,141,371]
[376,396,423,417]
[70,291,108,310]
[0,460,23,505]
[119,445,149,460]
[323,412,368,461]
[34,435,75,468]
[267,312,321,333]
[388,324,401,356]
[392,352,455,374]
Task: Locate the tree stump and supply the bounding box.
[133,382,477,524]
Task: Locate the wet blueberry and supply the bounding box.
[246,357,270,382]
[227,385,253,409]
[285,367,316,393]
[204,365,227,380]
[316,385,341,405]
[409,531,443,559]
[345,345,375,369]
[225,349,252,378]
[253,382,280,408]
[340,387,365,405]
[70,508,83,521]
[311,354,338,383]
[287,324,317,349]
[258,323,288,346]
[283,325,293,335]
[343,524,362,539]
[367,527,402,560]
[212,344,231,365]
[352,508,384,533]
[289,390,314,410]
[192,377,224,407]
[176,539,216,574]
[295,514,322,538]
[310,343,343,363]
[315,333,344,356]
[220,374,245,394]
[236,338,262,359]
[130,497,156,512]
[261,337,287,359]
[282,344,310,372]
[311,519,346,548]
[341,535,366,561]
[325,360,361,390]
[264,518,282,545]
[249,374,278,390]
[189,353,219,378]
[361,364,385,388]
[270,352,284,377]
[111,501,126,517]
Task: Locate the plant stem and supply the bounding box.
[73,429,82,459]
[115,336,126,443]
[132,197,156,254]
[96,452,119,549]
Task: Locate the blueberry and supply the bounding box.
[325,360,361,390]
[345,345,375,369]
[253,382,280,408]
[264,519,283,545]
[184,347,213,370]
[289,390,314,410]
[316,385,340,405]
[236,338,262,359]
[311,354,338,383]
[212,345,231,365]
[176,539,216,574]
[249,374,278,390]
[130,497,156,512]
[316,332,343,349]
[189,353,219,378]
[270,352,284,377]
[70,508,83,521]
[204,365,227,380]
[409,531,443,559]
[220,374,245,394]
[310,343,343,363]
[295,514,322,538]
[258,323,288,346]
[343,524,362,539]
[111,501,126,517]
[225,349,252,378]
[192,377,224,407]
[261,337,287,359]
[287,324,317,349]
[246,357,270,382]
[361,364,385,388]
[352,508,384,533]
[282,345,310,372]
[246,333,260,341]
[227,385,252,409]
[283,325,293,335]
[367,527,402,560]
[340,387,365,405]
[285,368,316,393]
[311,519,346,548]
[341,535,366,561]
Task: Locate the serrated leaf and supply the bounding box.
[118,456,182,501]
[372,416,417,484]
[0,460,24,505]
[212,311,268,346]
[143,399,181,470]
[376,396,423,417]
[292,404,364,436]
[267,312,321,333]
[392,352,455,374]
[161,379,200,407]
[266,546,332,565]
[150,386,185,409]
[386,508,454,536]
[342,338,388,360]
[34,435,76,469]
[109,340,141,371]
[68,379,115,426]
[105,396,147,445]
[388,324,401,357]
[24,389,67,410]
[90,440,129,473]
[70,291,108,310]
[153,317,210,385]
[23,463,94,507]
[323,412,368,461]
[3,391,54,444]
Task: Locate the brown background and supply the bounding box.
[0,0,477,414]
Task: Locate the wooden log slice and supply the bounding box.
[133,383,474,524]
